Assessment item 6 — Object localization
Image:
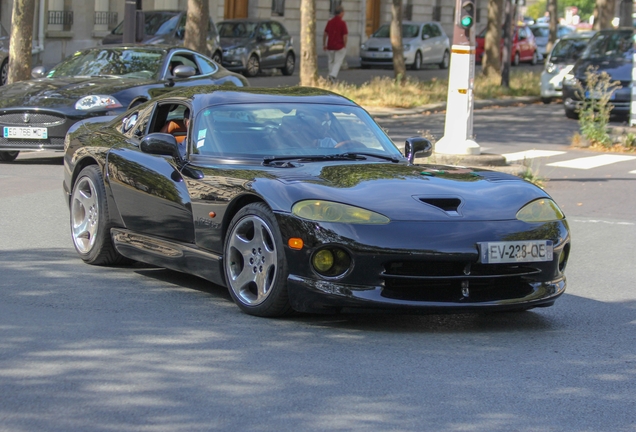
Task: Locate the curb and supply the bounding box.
[364,96,541,118]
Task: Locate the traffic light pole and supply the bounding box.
[435,0,480,155]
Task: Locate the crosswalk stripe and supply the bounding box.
[547,154,636,169]
[502,150,566,162]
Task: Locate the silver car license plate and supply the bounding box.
[479,240,553,264]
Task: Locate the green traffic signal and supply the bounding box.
[461,16,473,28]
[459,0,475,29]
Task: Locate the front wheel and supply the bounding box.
[0,151,19,162]
[281,52,295,76]
[439,50,450,69]
[541,97,551,104]
[410,51,422,70]
[0,58,8,86]
[70,165,125,265]
[244,54,260,77]
[224,202,292,317]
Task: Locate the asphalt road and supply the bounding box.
[1,104,635,431]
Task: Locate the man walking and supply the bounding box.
[323,5,348,83]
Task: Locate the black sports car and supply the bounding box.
[0,45,247,162]
[63,86,570,317]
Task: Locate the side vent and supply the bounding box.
[419,198,462,215]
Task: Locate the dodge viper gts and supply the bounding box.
[0,45,247,162]
[63,86,570,317]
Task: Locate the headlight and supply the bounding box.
[545,62,557,73]
[75,95,122,111]
[292,200,390,224]
[563,74,579,87]
[360,43,367,50]
[516,199,565,222]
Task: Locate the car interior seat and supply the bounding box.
[160,119,187,143]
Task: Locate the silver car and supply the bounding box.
[360,21,450,70]
[530,23,576,59]
[540,31,595,104]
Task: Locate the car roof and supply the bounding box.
[153,86,360,111]
[218,18,277,23]
[82,44,184,52]
[561,30,596,39]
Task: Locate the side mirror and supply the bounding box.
[140,133,182,160]
[172,65,196,78]
[405,137,433,164]
[31,66,47,79]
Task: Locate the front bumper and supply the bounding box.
[563,84,631,115]
[0,110,73,152]
[360,50,416,66]
[277,214,570,313]
[221,53,248,71]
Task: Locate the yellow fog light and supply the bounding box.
[312,249,334,273]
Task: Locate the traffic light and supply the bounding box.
[459,0,475,29]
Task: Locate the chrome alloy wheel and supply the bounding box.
[71,175,100,254]
[226,215,278,306]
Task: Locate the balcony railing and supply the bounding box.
[48,10,73,31]
[94,11,119,30]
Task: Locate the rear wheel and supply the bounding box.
[541,97,551,104]
[70,165,125,265]
[0,151,19,162]
[531,50,538,65]
[281,52,295,76]
[245,54,260,77]
[224,202,292,317]
[513,52,520,66]
[565,107,579,119]
[0,58,8,85]
[410,51,422,70]
[439,50,450,69]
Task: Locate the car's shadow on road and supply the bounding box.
[7,155,64,165]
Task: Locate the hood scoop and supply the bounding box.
[417,197,462,216]
[475,171,519,182]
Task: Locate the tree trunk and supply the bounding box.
[546,0,558,55]
[8,0,36,84]
[300,0,318,86]
[593,0,615,30]
[390,0,406,82]
[501,0,513,88]
[482,0,504,78]
[184,0,209,55]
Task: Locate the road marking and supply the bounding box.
[547,154,636,169]
[571,219,634,226]
[502,150,566,162]
[630,170,636,174]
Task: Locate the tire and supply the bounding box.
[541,97,551,104]
[0,58,8,86]
[0,151,19,162]
[513,52,520,67]
[244,54,260,77]
[360,64,370,69]
[212,50,222,64]
[531,50,538,65]
[439,50,450,69]
[224,202,292,317]
[410,51,422,71]
[70,165,125,265]
[565,107,579,120]
[281,52,295,76]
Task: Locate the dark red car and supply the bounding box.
[476,25,539,66]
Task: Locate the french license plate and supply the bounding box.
[585,90,615,100]
[3,126,48,139]
[479,240,553,264]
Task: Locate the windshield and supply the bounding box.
[549,38,591,62]
[191,103,403,159]
[111,11,180,36]
[581,31,633,61]
[47,48,165,79]
[218,22,257,38]
[372,24,420,38]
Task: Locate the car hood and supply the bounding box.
[241,162,550,222]
[573,58,632,82]
[364,37,416,49]
[0,77,155,110]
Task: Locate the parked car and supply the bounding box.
[217,19,295,77]
[530,23,576,59]
[562,29,632,119]
[63,86,570,317]
[0,45,247,162]
[360,22,450,70]
[476,25,539,66]
[102,10,223,63]
[0,23,41,86]
[540,31,596,104]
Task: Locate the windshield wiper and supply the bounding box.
[263,154,366,165]
[337,152,403,163]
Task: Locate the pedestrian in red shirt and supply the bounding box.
[323,5,348,83]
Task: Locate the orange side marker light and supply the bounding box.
[288,238,304,250]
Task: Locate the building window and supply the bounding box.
[94,11,118,30]
[433,0,442,22]
[271,0,285,16]
[330,0,342,16]
[403,1,413,21]
[48,11,73,30]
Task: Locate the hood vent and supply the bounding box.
[419,197,462,215]
[476,171,518,182]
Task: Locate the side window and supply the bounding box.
[270,21,284,38]
[422,24,432,40]
[258,23,273,39]
[209,19,218,39]
[169,53,201,76]
[196,54,219,75]
[176,14,187,39]
[519,28,527,40]
[432,24,442,37]
[121,103,154,139]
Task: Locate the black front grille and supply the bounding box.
[385,260,541,278]
[0,113,66,126]
[0,137,65,149]
[367,47,392,52]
